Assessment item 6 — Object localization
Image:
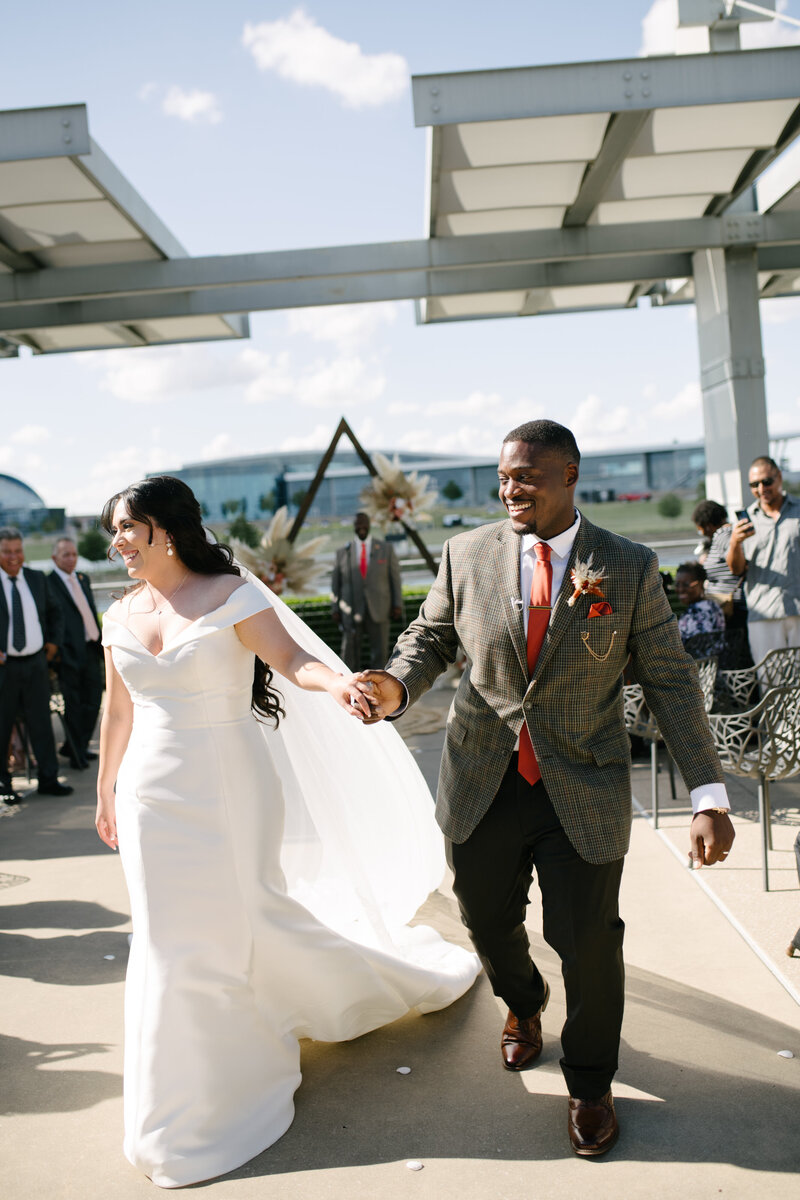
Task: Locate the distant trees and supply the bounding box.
[259,491,275,513]
[657,493,682,519]
[227,513,260,547]
[78,527,108,561]
[221,498,247,517]
[442,480,464,502]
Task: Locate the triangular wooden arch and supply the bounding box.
[287,416,438,574]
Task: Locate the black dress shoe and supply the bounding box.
[501,979,550,1070]
[68,758,90,771]
[85,750,98,761]
[567,1091,619,1157]
[0,790,20,805]
[37,781,74,797]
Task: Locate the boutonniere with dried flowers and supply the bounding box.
[567,554,607,607]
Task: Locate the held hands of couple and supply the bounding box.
[347,669,405,725]
[688,810,735,870]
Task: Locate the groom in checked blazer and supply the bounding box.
[365,420,734,1158]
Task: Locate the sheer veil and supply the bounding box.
[242,569,470,968]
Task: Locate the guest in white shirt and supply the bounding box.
[0,526,72,804]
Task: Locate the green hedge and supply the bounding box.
[285,588,430,667]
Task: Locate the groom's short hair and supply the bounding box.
[503,420,580,466]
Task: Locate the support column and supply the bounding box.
[692,245,769,512]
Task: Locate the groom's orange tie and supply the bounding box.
[518,541,552,787]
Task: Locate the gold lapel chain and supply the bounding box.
[580,630,618,662]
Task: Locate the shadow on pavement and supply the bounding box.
[1,1032,121,1115]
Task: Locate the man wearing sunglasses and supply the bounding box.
[727,455,800,664]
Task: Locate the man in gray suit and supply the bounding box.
[361,421,733,1158]
[331,512,403,670]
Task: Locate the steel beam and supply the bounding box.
[0,254,701,331]
[1,214,798,310]
[412,46,800,127]
[563,111,651,227]
[0,104,90,162]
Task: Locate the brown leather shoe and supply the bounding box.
[567,1090,619,1157]
[500,980,550,1071]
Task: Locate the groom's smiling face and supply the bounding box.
[497,441,578,540]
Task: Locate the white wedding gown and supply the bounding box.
[103,579,479,1189]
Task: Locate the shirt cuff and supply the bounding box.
[384,678,410,721]
[690,782,730,815]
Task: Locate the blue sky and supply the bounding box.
[2,0,800,513]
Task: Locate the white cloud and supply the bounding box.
[162,85,223,124]
[762,295,800,324]
[396,424,504,458]
[286,302,398,352]
[651,381,702,419]
[571,393,635,450]
[58,444,172,515]
[278,423,334,451]
[245,352,386,408]
[11,424,50,445]
[87,345,259,403]
[242,9,408,109]
[201,433,239,461]
[387,401,420,415]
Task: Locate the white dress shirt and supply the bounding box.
[0,566,44,656]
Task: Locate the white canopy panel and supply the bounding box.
[0,104,248,355]
[415,47,800,322]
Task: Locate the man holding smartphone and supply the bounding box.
[726,455,800,664]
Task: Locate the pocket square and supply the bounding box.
[588,602,613,617]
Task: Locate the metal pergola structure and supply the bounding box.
[2,5,800,508]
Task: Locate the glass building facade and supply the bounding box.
[161,441,708,522]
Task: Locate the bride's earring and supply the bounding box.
[166,541,174,557]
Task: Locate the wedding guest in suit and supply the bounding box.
[359,420,734,1158]
[48,537,103,769]
[330,512,402,670]
[0,526,72,804]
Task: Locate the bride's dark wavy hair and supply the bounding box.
[100,475,285,726]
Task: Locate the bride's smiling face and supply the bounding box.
[110,500,169,578]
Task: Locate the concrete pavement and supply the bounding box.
[1,690,798,1198]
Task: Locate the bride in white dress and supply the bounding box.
[95,476,479,1189]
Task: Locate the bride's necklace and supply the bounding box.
[146,571,189,635]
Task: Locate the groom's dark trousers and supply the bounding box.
[446,756,624,1102]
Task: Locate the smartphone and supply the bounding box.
[735,509,751,524]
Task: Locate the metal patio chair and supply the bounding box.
[623,653,718,828]
[707,684,800,891]
[715,645,800,713]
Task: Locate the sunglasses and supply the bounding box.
[750,477,775,489]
